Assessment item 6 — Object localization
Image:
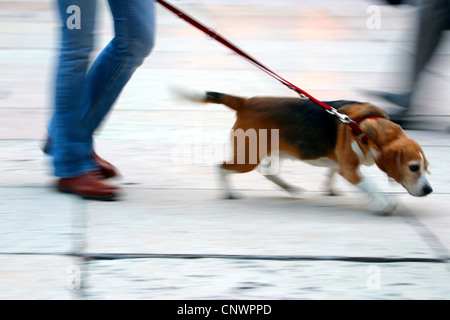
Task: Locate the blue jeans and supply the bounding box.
[47,0,155,178]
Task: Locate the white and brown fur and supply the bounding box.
[176,89,432,215]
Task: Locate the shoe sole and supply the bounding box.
[57,185,118,201]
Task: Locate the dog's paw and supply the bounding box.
[323,178,339,196]
[371,198,398,216]
[223,192,240,200]
[326,189,340,196]
[286,185,304,198]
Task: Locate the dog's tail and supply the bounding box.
[172,87,246,112]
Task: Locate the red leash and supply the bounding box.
[157,0,369,145]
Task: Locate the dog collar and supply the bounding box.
[355,116,381,123]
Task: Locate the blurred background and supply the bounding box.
[0,0,449,299]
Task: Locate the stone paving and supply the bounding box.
[0,0,449,300]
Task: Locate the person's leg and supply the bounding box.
[49,0,98,178]
[410,0,447,90]
[45,1,119,180]
[49,0,155,181]
[364,0,448,115]
[79,0,156,137]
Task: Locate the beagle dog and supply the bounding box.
[176,89,432,215]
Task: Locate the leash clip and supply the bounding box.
[326,107,352,124]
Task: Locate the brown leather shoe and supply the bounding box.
[93,152,120,179]
[57,171,119,201]
[42,137,120,179]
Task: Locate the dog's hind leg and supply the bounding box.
[219,162,260,199]
[263,174,303,197]
[218,165,238,199]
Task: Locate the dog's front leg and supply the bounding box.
[340,166,398,215]
[325,168,339,196]
[356,177,398,215]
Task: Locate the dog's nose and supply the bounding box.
[422,185,433,195]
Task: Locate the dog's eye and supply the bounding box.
[409,164,420,172]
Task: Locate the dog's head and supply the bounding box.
[376,137,432,197]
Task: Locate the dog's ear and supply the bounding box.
[419,147,431,174]
[376,144,402,183]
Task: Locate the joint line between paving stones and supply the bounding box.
[399,207,450,266]
[0,252,448,264]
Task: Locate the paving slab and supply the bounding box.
[82,188,430,257]
[0,187,83,253]
[0,255,77,300]
[83,258,450,300]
